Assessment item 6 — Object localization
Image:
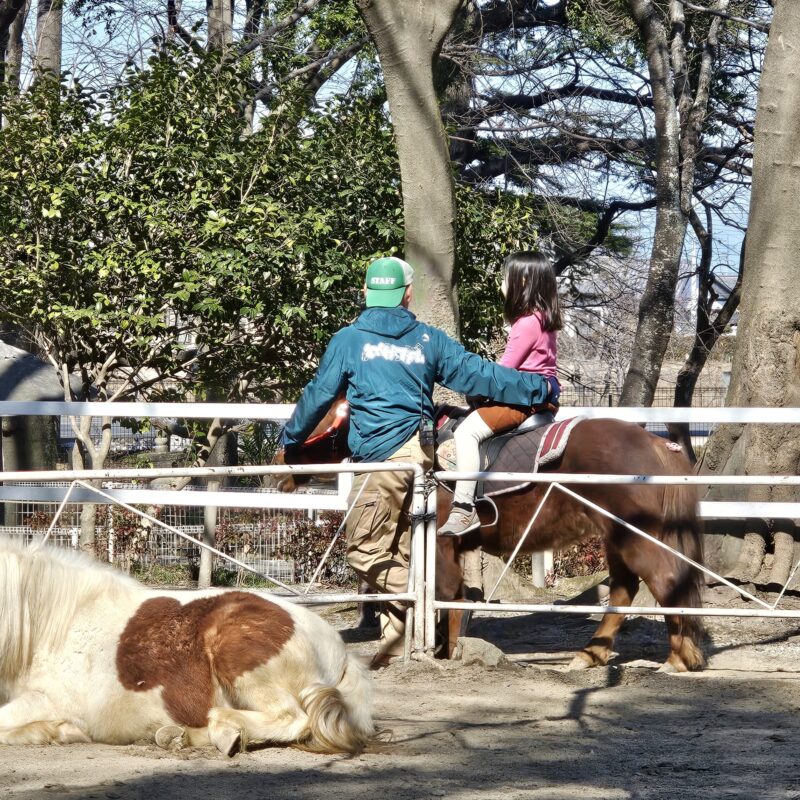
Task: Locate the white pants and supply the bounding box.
[452,412,495,506]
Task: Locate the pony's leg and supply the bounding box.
[660,615,705,673]
[438,545,480,658]
[446,609,465,658]
[207,702,309,756]
[569,551,639,670]
[0,721,90,745]
[0,695,91,745]
[644,568,705,673]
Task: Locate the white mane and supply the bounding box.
[0,541,140,685]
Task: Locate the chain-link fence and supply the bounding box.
[3,390,727,586]
[0,482,343,587]
[559,385,726,454]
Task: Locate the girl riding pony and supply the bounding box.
[438,251,562,537]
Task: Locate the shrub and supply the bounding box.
[553,537,606,577]
[275,512,354,588]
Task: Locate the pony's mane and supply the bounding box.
[0,541,140,684]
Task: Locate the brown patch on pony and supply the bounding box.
[116,592,295,728]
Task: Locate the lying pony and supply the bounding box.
[0,542,374,755]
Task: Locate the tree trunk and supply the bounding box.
[207,0,233,51]
[244,0,265,39]
[1,0,25,125]
[702,0,800,583]
[358,0,464,339]
[620,0,687,406]
[620,0,729,406]
[33,0,61,77]
[5,0,28,90]
[0,0,25,42]
[71,419,95,553]
[670,213,743,460]
[74,415,113,554]
[241,0,266,134]
[167,0,182,41]
[198,429,238,589]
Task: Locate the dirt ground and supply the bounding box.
[4,582,800,800]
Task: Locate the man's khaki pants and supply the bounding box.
[346,434,433,660]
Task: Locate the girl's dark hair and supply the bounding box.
[502,251,563,331]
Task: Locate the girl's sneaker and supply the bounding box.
[438,505,481,537]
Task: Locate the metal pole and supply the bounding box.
[0,461,424,483]
[424,483,438,656]
[434,470,800,487]
[435,601,800,619]
[531,552,546,588]
[409,470,427,659]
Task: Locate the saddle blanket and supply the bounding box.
[479,416,584,498]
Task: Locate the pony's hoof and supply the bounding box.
[657,661,685,674]
[155,725,188,751]
[567,653,594,671]
[56,722,90,744]
[211,724,244,757]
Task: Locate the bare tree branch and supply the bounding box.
[684,1,771,33]
[479,83,654,114]
[554,197,658,274]
[253,34,368,103]
[237,0,320,58]
[478,0,567,34]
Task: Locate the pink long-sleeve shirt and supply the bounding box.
[499,312,558,378]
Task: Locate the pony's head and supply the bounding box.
[276,398,351,492]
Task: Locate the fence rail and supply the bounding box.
[3,401,800,662]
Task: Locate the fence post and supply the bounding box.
[424,484,438,657]
[338,470,352,504]
[531,552,546,587]
[409,468,427,659]
[531,550,554,587]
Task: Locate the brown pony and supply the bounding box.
[281,407,705,673]
[437,417,704,673]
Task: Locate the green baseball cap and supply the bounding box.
[365,257,414,308]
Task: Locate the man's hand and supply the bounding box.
[273,448,297,493]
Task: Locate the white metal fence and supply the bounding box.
[2,401,800,661]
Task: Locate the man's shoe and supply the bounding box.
[438,506,481,537]
[369,652,403,670]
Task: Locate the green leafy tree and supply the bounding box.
[0,48,402,547]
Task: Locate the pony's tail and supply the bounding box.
[661,481,706,644]
[299,655,376,754]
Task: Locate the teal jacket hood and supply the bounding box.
[282,306,550,463]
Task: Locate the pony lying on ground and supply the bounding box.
[0,542,374,755]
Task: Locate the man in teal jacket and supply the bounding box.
[281,257,551,667]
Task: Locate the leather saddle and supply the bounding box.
[434,406,557,498]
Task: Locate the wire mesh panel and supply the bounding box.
[559,386,727,454]
[0,492,334,587]
[0,527,77,549]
